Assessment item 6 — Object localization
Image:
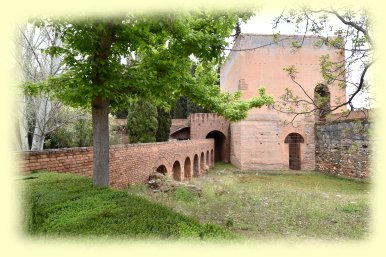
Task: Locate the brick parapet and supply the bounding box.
[19,139,214,189]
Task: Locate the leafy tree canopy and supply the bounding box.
[25,10,273,122]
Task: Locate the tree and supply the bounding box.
[171,96,208,119]
[28,11,273,186]
[126,99,158,143]
[156,107,171,142]
[18,24,84,150]
[44,111,93,148]
[270,7,372,123]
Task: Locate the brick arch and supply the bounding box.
[210,149,214,167]
[152,157,172,175]
[156,165,167,175]
[193,154,199,177]
[206,130,227,163]
[206,150,210,167]
[184,157,192,180]
[172,161,182,181]
[200,152,205,174]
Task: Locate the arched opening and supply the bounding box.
[172,161,182,181]
[156,165,167,175]
[206,130,226,162]
[184,157,192,180]
[206,151,210,167]
[200,152,205,174]
[314,84,331,121]
[210,149,214,167]
[284,133,304,170]
[193,154,199,177]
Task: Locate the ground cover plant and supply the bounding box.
[19,172,235,240]
[20,163,371,241]
[129,163,371,240]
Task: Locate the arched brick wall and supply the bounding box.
[20,139,214,189]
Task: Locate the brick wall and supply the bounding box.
[315,119,372,178]
[20,139,214,189]
[189,113,230,162]
[170,119,190,133]
[230,118,315,171]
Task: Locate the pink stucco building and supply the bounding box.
[220,34,346,170]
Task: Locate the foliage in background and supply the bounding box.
[171,96,208,119]
[156,107,171,142]
[43,112,93,148]
[126,99,158,143]
[44,112,120,148]
[111,109,128,119]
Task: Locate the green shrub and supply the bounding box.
[155,107,171,142]
[127,99,158,143]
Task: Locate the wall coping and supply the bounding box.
[17,139,214,155]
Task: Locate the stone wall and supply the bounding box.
[20,139,214,189]
[315,119,371,178]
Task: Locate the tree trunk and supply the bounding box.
[92,96,110,186]
[31,97,51,151]
[18,96,30,151]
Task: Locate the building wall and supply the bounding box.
[231,118,315,170]
[220,34,346,170]
[315,118,372,178]
[20,139,214,189]
[221,34,346,118]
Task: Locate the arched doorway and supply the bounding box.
[206,130,226,162]
[284,133,304,170]
[172,161,182,181]
[314,84,331,121]
[193,154,199,177]
[206,151,209,167]
[184,157,192,180]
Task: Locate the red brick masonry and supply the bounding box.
[19,139,214,189]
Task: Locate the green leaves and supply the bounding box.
[27,11,273,122]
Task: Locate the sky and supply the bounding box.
[230,9,371,109]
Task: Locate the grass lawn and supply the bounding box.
[129,163,371,240]
[20,163,371,241]
[19,171,235,240]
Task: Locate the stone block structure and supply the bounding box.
[315,117,372,178]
